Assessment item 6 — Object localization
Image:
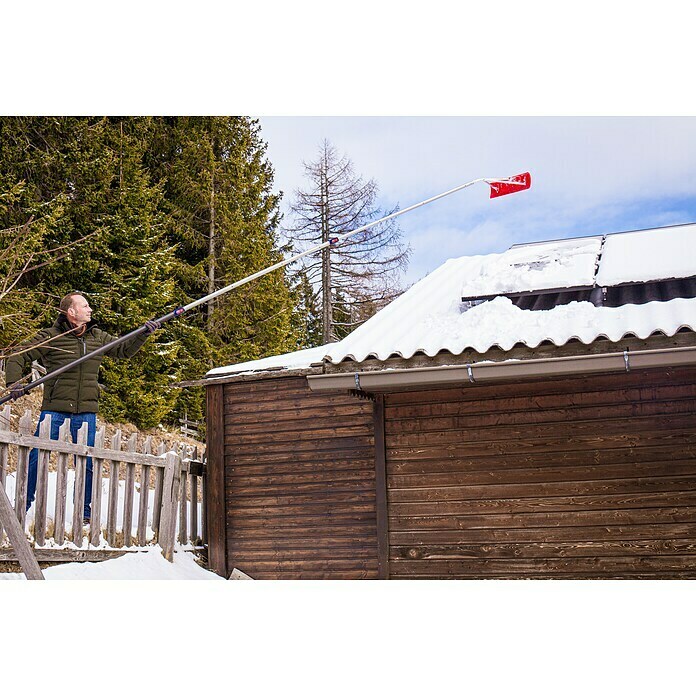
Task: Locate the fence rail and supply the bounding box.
[0,405,207,564]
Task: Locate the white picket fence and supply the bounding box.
[0,405,206,564]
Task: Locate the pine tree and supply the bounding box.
[0,118,85,347]
[285,140,411,343]
[145,117,299,417]
[291,269,323,348]
[1,116,300,430]
[0,117,179,427]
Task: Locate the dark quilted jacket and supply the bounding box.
[5,314,149,414]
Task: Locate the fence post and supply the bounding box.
[33,415,53,546]
[53,419,71,545]
[71,421,89,548]
[137,436,152,546]
[152,442,166,539]
[107,429,121,547]
[14,410,33,530]
[159,450,181,562]
[89,426,106,548]
[0,404,11,544]
[0,485,44,579]
[123,433,137,547]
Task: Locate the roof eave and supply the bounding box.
[307,345,696,392]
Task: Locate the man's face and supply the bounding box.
[68,295,92,326]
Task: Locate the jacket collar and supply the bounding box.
[54,313,98,335]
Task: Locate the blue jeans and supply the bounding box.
[26,410,97,519]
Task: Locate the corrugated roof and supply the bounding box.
[325,223,696,364]
[325,282,696,363]
[208,222,696,376]
[206,344,329,378]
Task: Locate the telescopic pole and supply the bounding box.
[0,174,529,406]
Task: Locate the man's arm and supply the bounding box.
[5,330,50,388]
[96,322,159,359]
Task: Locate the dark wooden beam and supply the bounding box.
[0,486,43,579]
[206,384,228,578]
[373,394,390,579]
[0,548,130,563]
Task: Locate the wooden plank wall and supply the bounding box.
[384,366,696,579]
[223,376,379,579]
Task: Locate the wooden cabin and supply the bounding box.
[202,224,696,579]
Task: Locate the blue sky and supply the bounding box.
[258,117,696,286]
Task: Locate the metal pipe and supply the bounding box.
[306,345,696,391]
[3,175,517,406]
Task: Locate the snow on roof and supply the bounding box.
[596,223,696,286]
[461,236,602,297]
[208,223,696,374]
[327,295,696,361]
[206,344,329,378]
[325,258,696,363]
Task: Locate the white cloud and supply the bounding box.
[259,117,696,285]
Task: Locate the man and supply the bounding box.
[5,292,160,522]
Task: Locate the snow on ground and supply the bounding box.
[3,467,203,547]
[0,547,223,580]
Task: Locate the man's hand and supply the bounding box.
[8,384,25,401]
[145,320,162,334]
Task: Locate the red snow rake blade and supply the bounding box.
[487,172,531,198]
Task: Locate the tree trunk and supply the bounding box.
[208,157,216,331]
[320,165,332,343]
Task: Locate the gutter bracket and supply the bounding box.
[466,363,475,383]
[623,348,630,372]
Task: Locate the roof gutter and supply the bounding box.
[306,345,696,392]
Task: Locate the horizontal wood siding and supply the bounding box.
[384,367,696,579]
[224,377,378,579]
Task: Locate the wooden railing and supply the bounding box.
[0,405,206,564]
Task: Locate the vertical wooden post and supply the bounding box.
[89,426,106,547]
[54,419,71,546]
[178,444,188,545]
[206,384,227,577]
[34,415,53,546]
[190,473,199,545]
[137,436,152,546]
[123,433,137,546]
[14,410,33,530]
[0,405,11,544]
[152,442,166,540]
[107,429,121,547]
[201,453,207,546]
[72,422,89,547]
[373,394,390,580]
[159,450,179,562]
